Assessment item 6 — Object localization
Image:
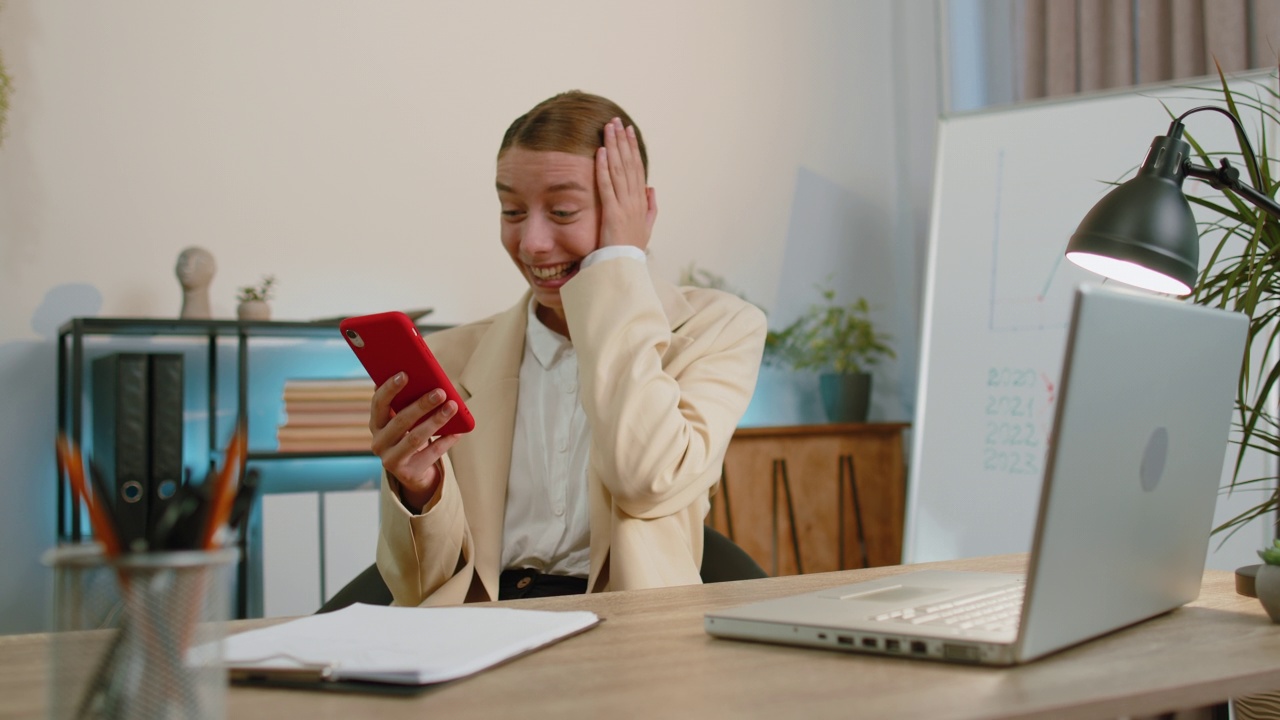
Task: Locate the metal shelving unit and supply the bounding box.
[54,316,446,617]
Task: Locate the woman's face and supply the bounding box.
[495,147,600,318]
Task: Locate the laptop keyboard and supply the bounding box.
[872,582,1025,633]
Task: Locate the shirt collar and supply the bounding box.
[525,299,572,370]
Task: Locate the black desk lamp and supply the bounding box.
[1065,105,1280,295]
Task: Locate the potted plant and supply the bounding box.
[1256,539,1280,622]
[236,275,276,321]
[1183,65,1280,541]
[765,283,895,423]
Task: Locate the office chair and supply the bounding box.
[317,523,767,613]
[698,523,768,584]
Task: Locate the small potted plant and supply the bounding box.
[1256,539,1280,623]
[765,283,895,423]
[236,274,276,321]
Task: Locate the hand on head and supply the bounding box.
[595,117,658,252]
[369,373,463,509]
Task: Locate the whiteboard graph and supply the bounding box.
[907,69,1278,565]
[988,148,1093,333]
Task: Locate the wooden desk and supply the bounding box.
[4,555,1279,719]
[713,422,910,575]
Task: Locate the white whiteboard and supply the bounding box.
[906,71,1277,565]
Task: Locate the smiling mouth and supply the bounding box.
[528,261,579,282]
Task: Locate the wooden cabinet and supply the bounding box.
[709,423,909,576]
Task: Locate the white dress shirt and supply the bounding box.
[500,246,646,577]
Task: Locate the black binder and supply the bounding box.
[147,353,185,545]
[92,353,150,550]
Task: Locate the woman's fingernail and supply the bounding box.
[394,372,406,385]
[441,401,456,416]
[429,389,445,402]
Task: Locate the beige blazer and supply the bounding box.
[376,258,767,606]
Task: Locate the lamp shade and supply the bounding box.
[1065,134,1199,295]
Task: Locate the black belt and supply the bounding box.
[499,568,588,600]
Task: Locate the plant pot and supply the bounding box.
[1258,564,1280,623]
[237,299,271,321]
[819,372,871,423]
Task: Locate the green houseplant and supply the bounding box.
[765,284,895,423]
[1257,539,1280,622]
[1261,539,1280,566]
[236,274,276,321]
[1180,65,1280,541]
[676,265,896,422]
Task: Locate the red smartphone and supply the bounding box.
[339,311,475,436]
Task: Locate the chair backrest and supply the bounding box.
[317,561,392,614]
[316,523,768,613]
[700,524,768,583]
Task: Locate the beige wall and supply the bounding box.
[0,1,931,329]
[0,1,941,633]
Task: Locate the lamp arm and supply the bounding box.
[1173,106,1265,190]
[1184,159,1280,221]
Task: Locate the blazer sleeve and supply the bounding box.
[375,455,478,607]
[561,257,767,520]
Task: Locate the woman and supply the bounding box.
[371,91,766,606]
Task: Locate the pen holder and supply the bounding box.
[45,544,239,720]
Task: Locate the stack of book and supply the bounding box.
[276,378,375,453]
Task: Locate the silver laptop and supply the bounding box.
[705,284,1247,666]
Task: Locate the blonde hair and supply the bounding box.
[498,90,648,178]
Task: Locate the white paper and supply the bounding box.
[220,603,600,685]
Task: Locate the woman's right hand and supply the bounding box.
[595,116,657,252]
[369,372,464,511]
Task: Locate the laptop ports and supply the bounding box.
[885,638,901,652]
[910,640,927,654]
[943,643,981,662]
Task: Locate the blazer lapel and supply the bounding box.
[450,297,528,598]
[455,279,697,595]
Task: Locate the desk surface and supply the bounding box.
[4,554,1279,720]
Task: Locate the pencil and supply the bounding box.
[199,424,246,550]
[56,434,123,557]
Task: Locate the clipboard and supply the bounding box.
[229,664,436,696]
[218,603,601,691]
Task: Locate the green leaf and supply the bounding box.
[1188,66,1280,538]
[762,279,895,375]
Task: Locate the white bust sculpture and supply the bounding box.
[176,246,216,319]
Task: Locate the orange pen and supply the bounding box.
[56,434,123,557]
[199,424,246,550]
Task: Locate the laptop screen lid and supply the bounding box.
[703,284,1246,666]
[1014,284,1246,662]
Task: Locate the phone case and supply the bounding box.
[339,311,475,436]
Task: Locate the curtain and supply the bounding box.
[1017,0,1280,101]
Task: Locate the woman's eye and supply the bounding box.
[551,210,579,220]
[501,209,525,219]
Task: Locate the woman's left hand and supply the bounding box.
[596,116,658,251]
